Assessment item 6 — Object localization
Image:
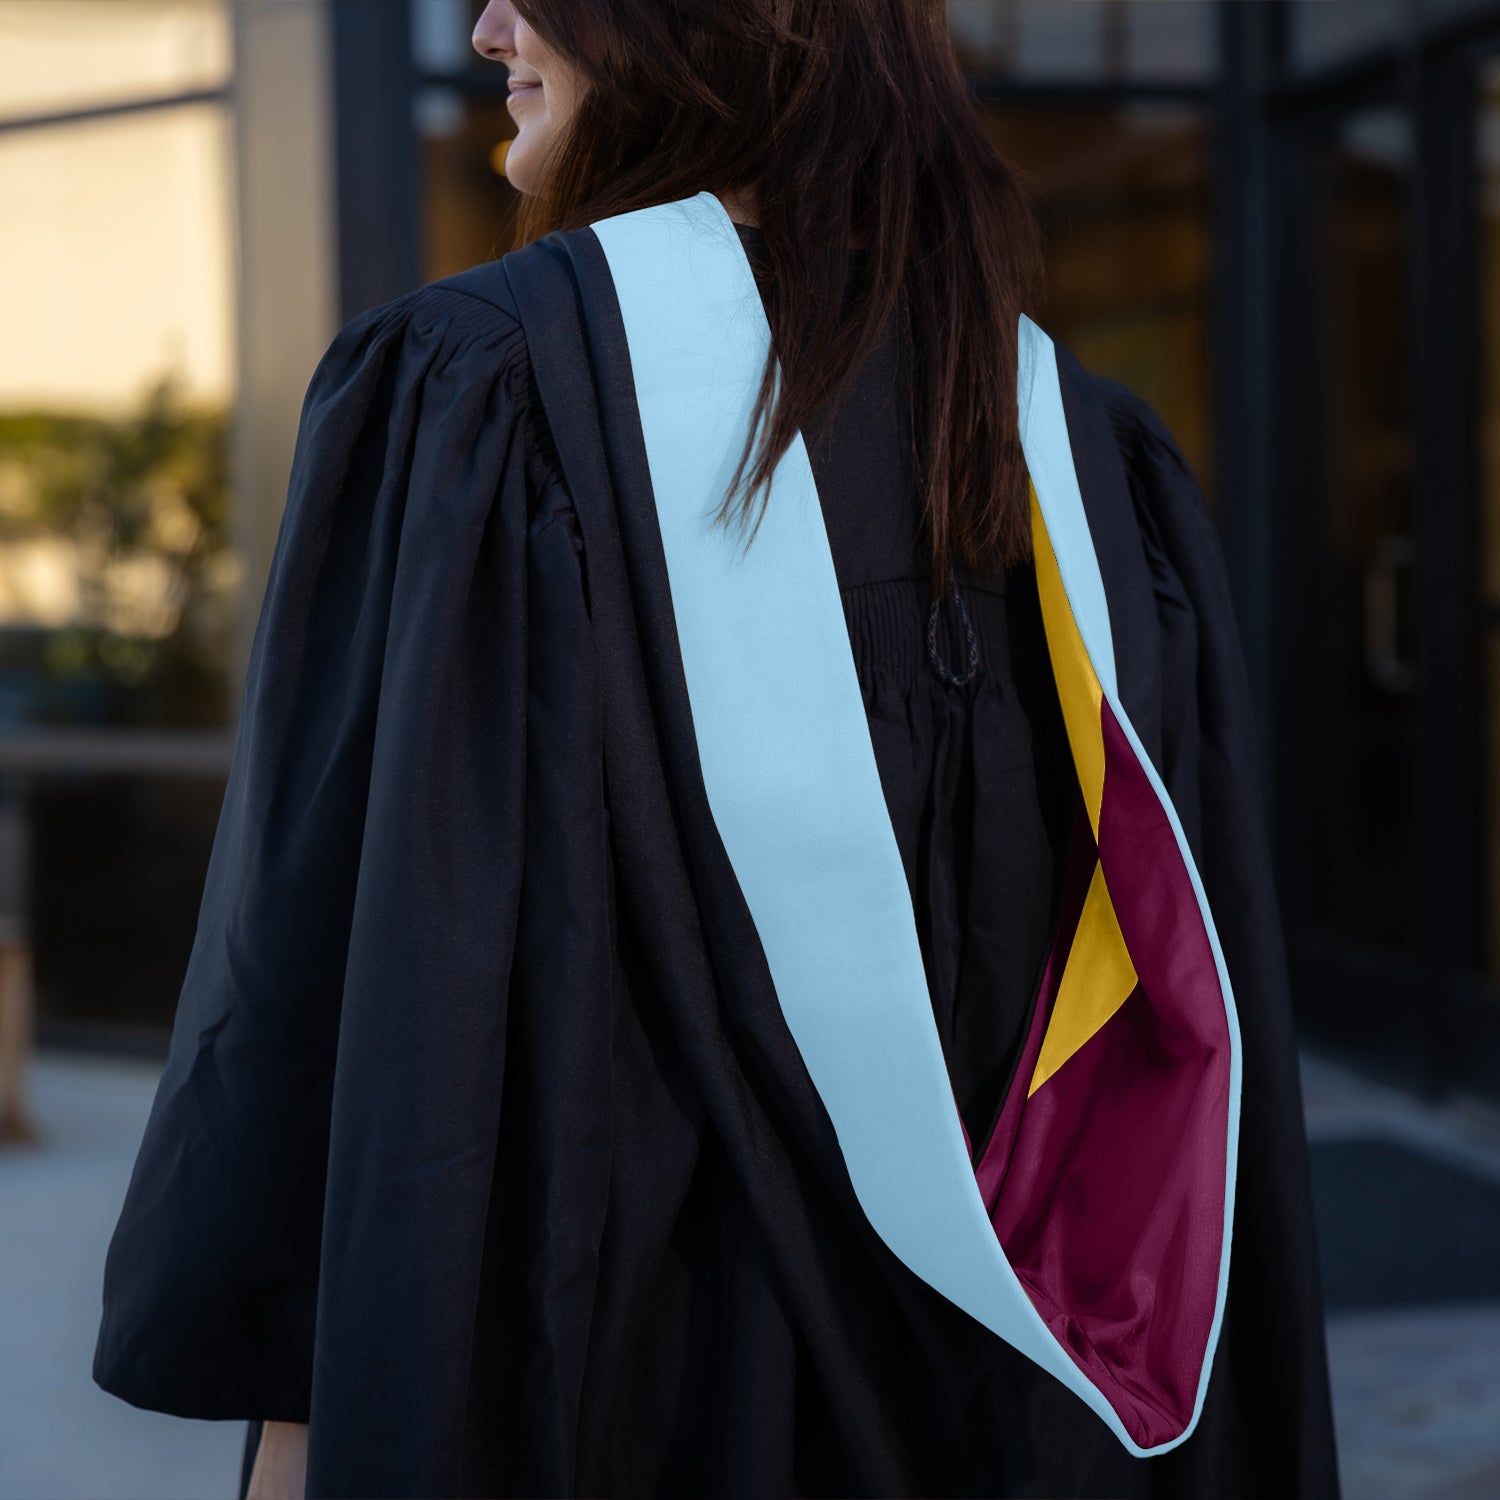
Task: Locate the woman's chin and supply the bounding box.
[502,139,540,195]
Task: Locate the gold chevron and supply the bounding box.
[1029,483,1106,837]
[1030,858,1139,1094]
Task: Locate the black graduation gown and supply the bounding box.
[92,215,1341,1499]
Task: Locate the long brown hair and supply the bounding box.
[510,0,1045,595]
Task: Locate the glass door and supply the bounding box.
[1277,49,1500,1104]
[1274,97,1432,1087]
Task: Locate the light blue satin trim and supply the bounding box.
[1016,312,1243,1450]
[1014,320,1119,702]
[589,189,1233,1456]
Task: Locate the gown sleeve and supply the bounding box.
[1095,376,1343,1498]
[91,282,583,1429]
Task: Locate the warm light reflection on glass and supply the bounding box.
[0,34,237,728]
[0,105,234,412]
[0,0,230,123]
[420,93,520,280]
[985,102,1214,504]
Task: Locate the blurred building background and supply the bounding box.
[4,2,1500,1498]
[2,0,1498,1107]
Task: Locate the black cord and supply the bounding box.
[925,574,979,686]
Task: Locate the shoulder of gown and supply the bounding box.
[1081,370,1245,858]
[91,267,595,1437]
[1087,370,1222,601]
[296,270,570,520]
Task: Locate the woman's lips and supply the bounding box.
[507,82,541,106]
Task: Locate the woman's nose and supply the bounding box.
[471,0,516,62]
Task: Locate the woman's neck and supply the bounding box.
[715,188,758,228]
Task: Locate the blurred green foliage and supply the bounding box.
[0,372,236,728]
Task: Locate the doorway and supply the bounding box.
[1275,52,1500,1103]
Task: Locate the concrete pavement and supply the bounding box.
[4,1046,1500,1499]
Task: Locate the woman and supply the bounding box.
[94,3,1342,1497]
